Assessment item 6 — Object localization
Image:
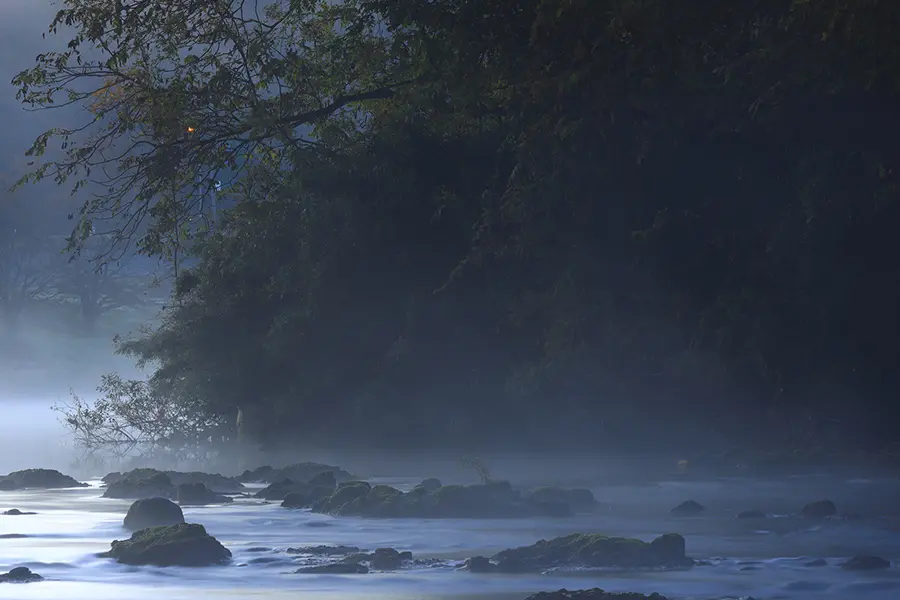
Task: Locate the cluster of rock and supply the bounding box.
[0,469,88,491]
[290,545,415,574]
[271,476,597,518]
[669,497,838,519]
[465,533,691,573]
[101,469,240,504]
[238,463,355,484]
[524,591,669,600]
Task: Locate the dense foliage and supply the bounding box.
[18,0,900,455]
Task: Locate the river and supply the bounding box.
[1,465,899,600]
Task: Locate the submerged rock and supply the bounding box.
[2,509,37,515]
[239,463,354,484]
[524,590,669,600]
[295,562,369,574]
[286,545,361,555]
[124,497,185,531]
[470,532,692,573]
[0,566,43,583]
[0,469,87,490]
[100,523,232,566]
[670,500,705,515]
[177,482,234,505]
[842,555,891,571]
[103,472,176,500]
[311,479,584,518]
[800,499,836,518]
[103,469,244,494]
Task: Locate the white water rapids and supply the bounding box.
[1,471,899,600]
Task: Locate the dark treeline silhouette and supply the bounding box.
[14,1,900,458]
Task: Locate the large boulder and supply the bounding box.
[177,483,234,506]
[103,469,243,494]
[239,462,354,484]
[0,469,87,490]
[469,533,692,573]
[123,497,185,531]
[524,589,670,600]
[0,567,43,583]
[103,472,176,500]
[311,479,580,518]
[100,523,232,566]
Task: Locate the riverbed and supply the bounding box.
[1,470,899,599]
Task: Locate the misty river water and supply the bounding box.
[1,467,899,600]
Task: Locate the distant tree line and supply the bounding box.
[14,0,900,457]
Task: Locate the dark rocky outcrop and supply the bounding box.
[310,480,586,518]
[177,482,234,505]
[239,463,354,484]
[0,567,43,583]
[259,477,336,505]
[418,478,442,493]
[2,509,37,515]
[527,487,597,513]
[103,469,244,494]
[670,500,705,515]
[842,555,891,571]
[123,497,185,531]
[0,469,87,490]
[736,510,766,519]
[524,589,670,600]
[103,472,176,500]
[370,547,403,570]
[800,499,837,518]
[100,523,232,566]
[468,533,692,573]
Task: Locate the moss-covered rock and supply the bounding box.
[124,497,185,531]
[0,469,87,490]
[177,482,234,505]
[524,589,670,600]
[103,472,176,500]
[103,469,243,493]
[240,462,354,484]
[100,523,232,566]
[470,532,692,573]
[311,479,581,518]
[0,566,43,583]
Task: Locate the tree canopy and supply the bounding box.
[18,0,900,456]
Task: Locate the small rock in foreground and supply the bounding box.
[0,567,43,583]
[100,523,231,566]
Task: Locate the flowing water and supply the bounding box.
[1,469,899,600]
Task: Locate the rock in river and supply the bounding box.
[103,469,244,494]
[468,532,692,573]
[103,472,176,500]
[100,523,232,566]
[2,509,37,515]
[124,497,185,531]
[239,462,354,484]
[670,500,705,515]
[0,469,87,490]
[177,482,234,505]
[842,555,891,571]
[0,566,43,583]
[310,480,585,518]
[524,589,669,600]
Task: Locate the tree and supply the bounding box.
[12,0,423,258]
[0,226,61,336]
[55,253,147,332]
